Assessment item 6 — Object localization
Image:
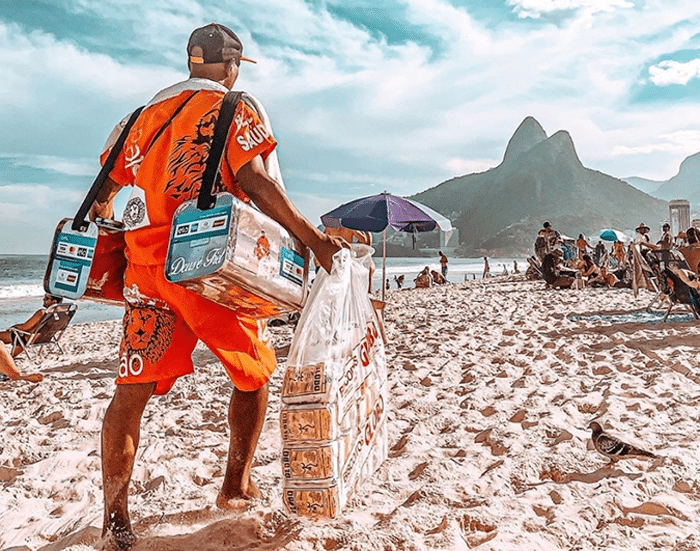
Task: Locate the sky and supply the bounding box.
[2,0,700,254]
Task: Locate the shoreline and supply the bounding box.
[0,256,528,328]
[2,275,699,550]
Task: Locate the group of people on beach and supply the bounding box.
[533,219,700,290]
[388,250,449,290]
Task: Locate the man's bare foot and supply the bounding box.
[101,524,136,550]
[216,479,262,511]
[22,373,43,383]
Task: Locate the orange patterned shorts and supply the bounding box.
[117,263,276,395]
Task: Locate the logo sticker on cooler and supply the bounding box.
[173,214,229,240]
[56,241,94,261]
[279,247,304,286]
[55,267,80,289]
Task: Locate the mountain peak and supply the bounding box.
[544,130,582,165]
[502,116,548,164]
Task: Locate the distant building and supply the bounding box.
[669,199,690,236]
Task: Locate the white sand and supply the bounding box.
[2,275,700,550]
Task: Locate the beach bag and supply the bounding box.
[280,245,388,518]
[44,106,144,304]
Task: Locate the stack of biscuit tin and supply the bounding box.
[280,249,387,518]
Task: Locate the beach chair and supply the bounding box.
[10,303,77,361]
[525,256,543,281]
[644,250,697,319]
[659,266,700,321]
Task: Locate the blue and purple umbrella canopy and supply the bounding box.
[321,192,453,300]
[321,192,452,235]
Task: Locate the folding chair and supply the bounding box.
[645,249,690,312]
[10,303,78,361]
[645,249,699,320]
[661,266,700,322]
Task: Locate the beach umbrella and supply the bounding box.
[599,229,628,242]
[321,192,453,301]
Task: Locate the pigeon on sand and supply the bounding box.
[588,421,657,464]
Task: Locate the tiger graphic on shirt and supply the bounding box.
[163,105,228,202]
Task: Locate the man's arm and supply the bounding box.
[88,177,123,220]
[235,156,346,273]
[12,308,47,333]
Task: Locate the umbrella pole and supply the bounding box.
[382,229,387,303]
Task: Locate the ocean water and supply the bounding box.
[0,254,525,328]
[0,255,124,328]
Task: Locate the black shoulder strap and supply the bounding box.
[196,91,243,211]
[72,106,144,231]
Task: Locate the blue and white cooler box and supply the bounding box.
[44,219,98,300]
[165,192,309,318]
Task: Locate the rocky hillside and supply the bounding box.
[412,117,668,256]
[624,152,700,207]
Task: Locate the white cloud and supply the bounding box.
[612,130,700,156]
[0,184,83,218]
[286,191,351,227]
[0,154,97,177]
[0,22,183,109]
[507,0,634,19]
[649,59,700,86]
[446,158,500,176]
[5,0,700,251]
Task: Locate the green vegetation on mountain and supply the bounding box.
[411,117,668,256]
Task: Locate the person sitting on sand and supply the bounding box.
[0,294,60,383]
[577,254,598,284]
[541,250,575,289]
[588,266,618,288]
[414,267,432,288]
[393,274,405,289]
[431,270,447,285]
[0,294,64,358]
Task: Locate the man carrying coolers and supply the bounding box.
[90,23,346,549]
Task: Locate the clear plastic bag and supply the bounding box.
[284,244,386,403]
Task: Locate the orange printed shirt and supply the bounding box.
[101,79,277,267]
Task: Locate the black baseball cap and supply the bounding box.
[187,23,256,65]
